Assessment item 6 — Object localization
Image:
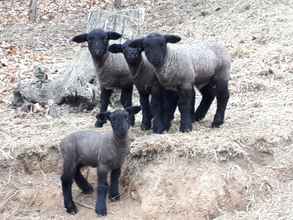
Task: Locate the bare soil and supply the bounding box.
[1,0,293,219]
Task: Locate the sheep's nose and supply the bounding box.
[152,60,163,68]
[95,50,105,57]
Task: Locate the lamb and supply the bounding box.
[108,40,195,133]
[129,33,231,132]
[109,40,173,133]
[60,106,141,216]
[71,29,135,128]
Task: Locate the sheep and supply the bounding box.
[108,40,195,133]
[60,106,141,216]
[129,33,231,132]
[71,29,135,128]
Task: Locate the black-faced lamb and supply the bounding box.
[108,41,169,133]
[108,41,195,133]
[129,33,231,132]
[60,106,141,216]
[71,29,135,128]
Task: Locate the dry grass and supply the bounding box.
[1,0,293,219]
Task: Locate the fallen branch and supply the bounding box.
[28,0,38,22]
[75,201,94,210]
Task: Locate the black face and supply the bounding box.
[97,106,141,138]
[122,41,143,66]
[108,40,143,66]
[108,110,130,138]
[87,30,110,58]
[128,33,181,68]
[143,34,167,68]
[71,29,122,59]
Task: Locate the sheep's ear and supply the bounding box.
[107,32,122,40]
[128,39,144,50]
[71,34,88,43]
[126,106,141,115]
[108,44,123,53]
[97,112,111,121]
[165,35,181,44]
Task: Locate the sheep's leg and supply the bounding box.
[212,79,229,128]
[178,87,193,132]
[74,166,93,194]
[61,162,78,214]
[109,168,121,201]
[96,167,109,216]
[190,88,196,116]
[139,91,152,130]
[95,88,113,127]
[163,88,194,130]
[162,89,178,131]
[121,86,135,126]
[193,83,215,122]
[151,83,165,134]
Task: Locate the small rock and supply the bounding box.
[200,11,210,17]
[20,102,33,113]
[32,103,44,113]
[47,99,60,118]
[34,65,48,81]
[0,58,7,67]
[258,68,274,76]
[239,4,251,12]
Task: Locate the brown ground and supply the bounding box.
[1,0,293,219]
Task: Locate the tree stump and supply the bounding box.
[28,0,38,22]
[12,8,145,111]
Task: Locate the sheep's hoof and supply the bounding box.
[66,203,78,215]
[95,120,105,128]
[164,121,173,131]
[192,116,204,122]
[211,121,223,128]
[109,193,120,202]
[82,185,94,194]
[96,206,107,216]
[192,113,205,122]
[179,123,192,132]
[179,128,192,133]
[152,128,165,134]
[141,122,151,130]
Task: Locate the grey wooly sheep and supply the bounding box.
[60,106,141,216]
[108,40,184,133]
[129,33,231,132]
[71,29,135,128]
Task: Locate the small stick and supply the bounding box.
[4,167,12,186]
[29,191,39,207]
[75,201,94,210]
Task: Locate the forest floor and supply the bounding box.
[1,0,293,219]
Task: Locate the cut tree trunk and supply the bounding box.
[28,0,38,22]
[12,8,145,112]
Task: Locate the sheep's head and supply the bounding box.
[71,29,122,59]
[129,33,181,68]
[96,106,141,138]
[108,40,143,66]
